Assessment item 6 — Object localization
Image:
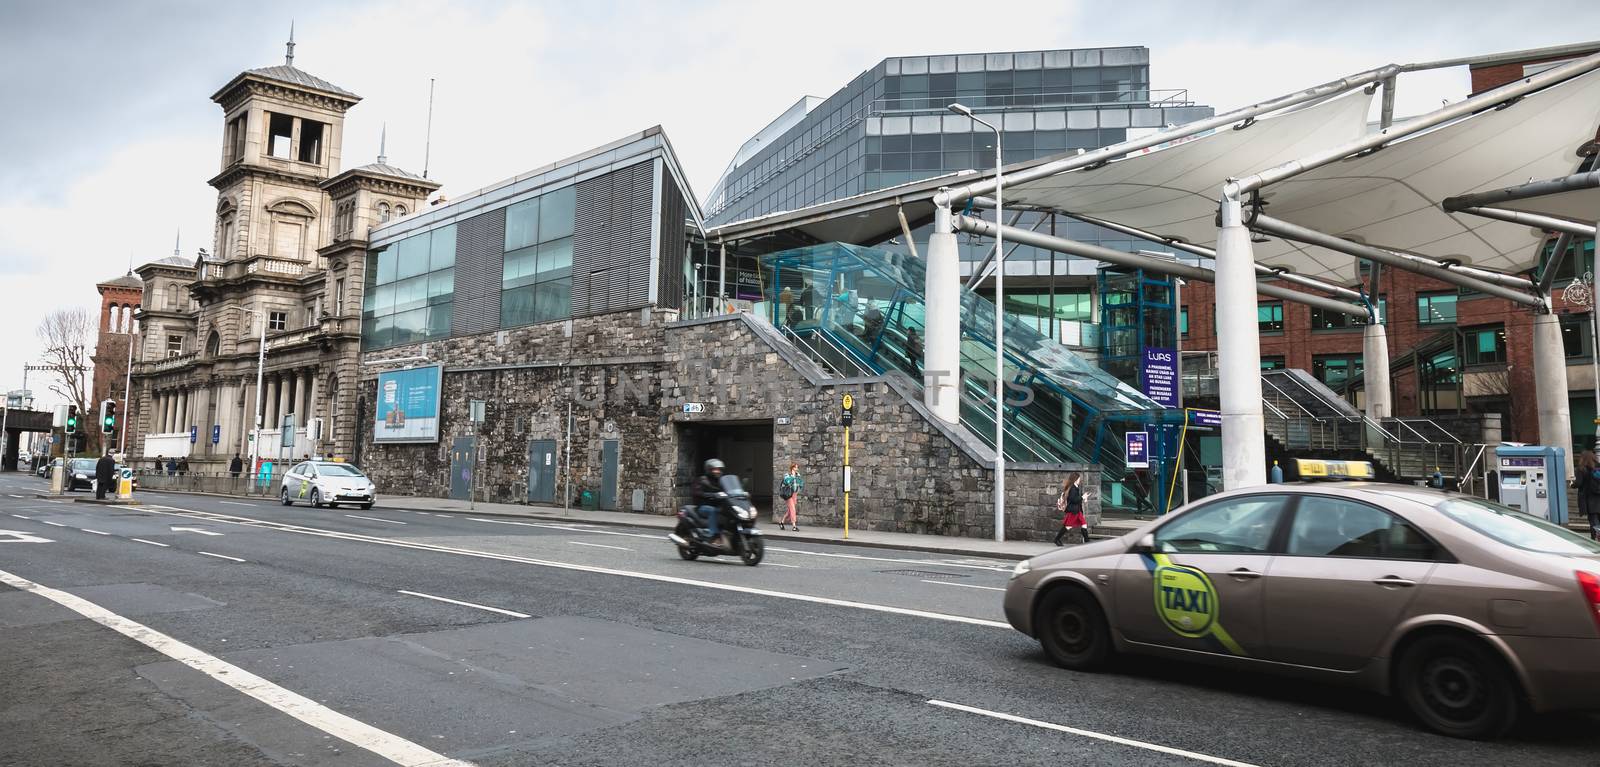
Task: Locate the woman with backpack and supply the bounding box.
[1053,472,1087,546]
[779,462,804,531]
[1579,450,1600,541]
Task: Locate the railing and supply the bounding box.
[245,256,307,276]
[268,325,322,349]
[137,352,198,374]
[780,325,875,379]
[133,469,289,498]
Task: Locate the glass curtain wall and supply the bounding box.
[362,224,456,348]
[501,186,575,327]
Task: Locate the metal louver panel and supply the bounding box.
[656,170,688,311]
[451,206,505,337]
[573,160,655,317]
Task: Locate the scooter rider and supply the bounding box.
[694,459,727,542]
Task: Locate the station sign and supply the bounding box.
[1189,409,1222,428]
[682,402,706,414]
[1141,347,1178,409]
[841,393,854,427]
[1125,431,1150,469]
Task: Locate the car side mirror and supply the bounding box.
[1132,533,1156,554]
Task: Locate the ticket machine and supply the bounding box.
[1495,445,1567,524]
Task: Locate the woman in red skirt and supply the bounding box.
[1053,472,1087,546]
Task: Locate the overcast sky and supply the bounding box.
[2,0,1597,410]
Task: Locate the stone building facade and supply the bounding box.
[128,45,437,472]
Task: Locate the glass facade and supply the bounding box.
[501,187,575,327]
[363,224,456,348]
[1417,292,1457,325]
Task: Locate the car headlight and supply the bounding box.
[75,473,87,479]
[1010,559,1032,580]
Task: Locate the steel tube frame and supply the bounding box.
[1443,170,1600,212]
[934,63,1405,208]
[1249,213,1544,307]
[1456,205,1598,239]
[954,215,1371,318]
[1539,232,1576,295]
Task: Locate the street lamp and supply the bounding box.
[950,102,1006,542]
[232,306,268,477]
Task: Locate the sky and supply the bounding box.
[2,0,1598,410]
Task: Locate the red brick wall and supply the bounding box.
[1470,48,1600,93]
[91,283,143,452]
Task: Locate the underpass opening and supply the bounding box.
[675,420,774,515]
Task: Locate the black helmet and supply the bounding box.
[704,459,725,474]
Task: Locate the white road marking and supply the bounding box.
[10,514,30,519]
[0,567,474,767]
[41,520,67,528]
[467,517,660,540]
[170,526,224,536]
[766,546,1012,572]
[568,541,631,551]
[197,551,246,562]
[765,562,801,568]
[135,506,1010,629]
[920,580,1006,592]
[8,494,25,499]
[927,700,1260,767]
[131,538,170,548]
[396,590,531,618]
[0,530,54,543]
[81,529,110,536]
[345,515,406,525]
[219,501,256,507]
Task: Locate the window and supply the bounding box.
[1179,308,1188,337]
[1461,324,1507,367]
[1260,356,1286,370]
[1438,497,1600,555]
[377,202,391,223]
[361,224,456,349]
[1154,495,1287,554]
[501,186,575,327]
[226,115,246,163]
[1563,314,1592,358]
[1417,292,1457,325]
[1311,296,1385,330]
[1287,496,1440,560]
[166,334,184,357]
[394,204,407,218]
[297,120,325,164]
[166,284,180,310]
[205,331,220,357]
[1257,302,1284,333]
[1312,355,1363,387]
[334,278,346,314]
[268,311,287,331]
[266,112,294,159]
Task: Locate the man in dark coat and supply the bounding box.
[94,452,116,500]
[229,454,244,478]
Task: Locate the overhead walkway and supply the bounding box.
[762,242,1165,510]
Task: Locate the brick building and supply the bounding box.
[90,272,143,454]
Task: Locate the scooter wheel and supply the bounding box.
[678,546,700,561]
[741,537,765,566]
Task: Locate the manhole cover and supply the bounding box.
[879,569,969,579]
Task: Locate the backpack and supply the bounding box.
[779,475,795,499]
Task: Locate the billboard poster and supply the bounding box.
[374,365,443,443]
[1125,431,1150,469]
[1141,347,1178,409]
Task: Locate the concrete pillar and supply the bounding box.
[1362,322,1392,420]
[306,371,320,446]
[300,369,314,427]
[152,392,163,433]
[265,375,279,427]
[164,391,176,433]
[1215,195,1267,489]
[1532,312,1574,478]
[277,374,293,429]
[923,203,961,424]
[216,383,235,458]
[176,388,189,433]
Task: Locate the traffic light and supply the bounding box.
[64,404,78,434]
[100,399,117,434]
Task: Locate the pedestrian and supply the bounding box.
[229,453,243,478]
[154,455,164,473]
[905,327,923,368]
[1579,450,1600,542]
[166,457,177,476]
[779,462,804,531]
[177,457,190,475]
[1053,472,1088,546]
[94,451,116,500]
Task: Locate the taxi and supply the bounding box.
[1004,459,1600,739]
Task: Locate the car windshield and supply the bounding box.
[1437,497,1600,555]
[317,464,365,477]
[68,459,96,471]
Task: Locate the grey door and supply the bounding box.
[528,440,557,504]
[449,436,476,501]
[600,439,619,510]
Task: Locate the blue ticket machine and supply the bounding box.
[1495,445,1568,524]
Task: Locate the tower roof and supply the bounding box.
[241,64,359,99]
[97,273,143,290]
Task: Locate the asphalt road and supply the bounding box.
[2,471,1598,767]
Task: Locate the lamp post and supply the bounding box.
[232,306,268,478]
[950,102,1006,542]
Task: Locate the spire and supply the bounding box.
[174,228,181,258]
[377,123,387,165]
[285,21,296,66]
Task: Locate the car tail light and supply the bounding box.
[1577,571,1600,634]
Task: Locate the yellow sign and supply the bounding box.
[1294,458,1374,480]
[1149,553,1247,656]
[842,393,854,411]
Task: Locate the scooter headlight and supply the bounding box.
[736,507,755,521]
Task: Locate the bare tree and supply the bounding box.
[37,308,92,416]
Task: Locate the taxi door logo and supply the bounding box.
[1154,562,1218,638]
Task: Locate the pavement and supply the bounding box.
[1,469,1597,766]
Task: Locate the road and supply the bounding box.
[1,471,1597,766]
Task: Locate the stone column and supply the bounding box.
[300,369,315,427]
[265,375,280,427]
[152,391,163,433]
[1533,312,1574,478]
[277,373,293,430]
[1215,194,1266,490]
[176,388,189,434]
[306,371,320,448]
[164,390,177,434]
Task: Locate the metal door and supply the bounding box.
[600,439,619,510]
[449,436,476,501]
[527,440,557,504]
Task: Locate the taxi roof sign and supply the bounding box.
[1295,458,1375,480]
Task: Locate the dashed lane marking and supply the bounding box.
[920,580,1005,592]
[81,529,110,536]
[568,541,632,551]
[345,515,406,525]
[131,538,170,547]
[927,700,1260,767]
[197,551,246,563]
[0,567,474,767]
[397,590,531,618]
[41,521,67,528]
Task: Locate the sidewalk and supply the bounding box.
[376,495,1106,561]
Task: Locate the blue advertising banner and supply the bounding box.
[1125,431,1150,469]
[1190,409,1222,428]
[1141,347,1178,408]
[375,365,443,443]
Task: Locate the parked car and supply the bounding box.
[63,458,97,491]
[38,457,62,479]
[279,461,376,509]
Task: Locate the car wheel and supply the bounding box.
[1397,634,1520,739]
[280,487,292,506]
[1035,585,1113,671]
[311,489,323,509]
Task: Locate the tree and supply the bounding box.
[37,308,92,446]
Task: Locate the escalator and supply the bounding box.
[762,242,1165,509]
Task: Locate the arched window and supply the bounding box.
[205,330,221,357]
[394,204,407,218]
[117,305,128,333]
[106,303,117,332]
[377,202,391,223]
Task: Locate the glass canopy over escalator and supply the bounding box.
[761,242,1165,499]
